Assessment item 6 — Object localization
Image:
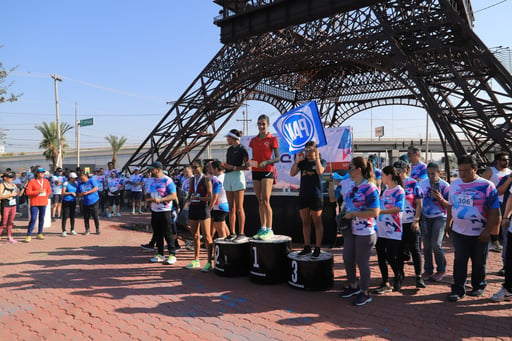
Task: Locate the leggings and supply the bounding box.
[376,237,402,283]
[61,200,77,232]
[343,228,377,291]
[401,222,422,276]
[0,206,16,237]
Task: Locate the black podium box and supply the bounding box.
[214,237,251,277]
[249,235,292,284]
[287,251,334,291]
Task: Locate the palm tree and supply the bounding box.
[35,121,73,171]
[105,134,127,168]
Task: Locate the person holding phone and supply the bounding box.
[290,141,326,257]
[419,162,450,282]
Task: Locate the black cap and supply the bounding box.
[148,161,163,169]
[393,160,409,171]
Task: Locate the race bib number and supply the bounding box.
[457,194,473,207]
[38,191,46,197]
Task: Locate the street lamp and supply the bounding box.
[51,74,63,169]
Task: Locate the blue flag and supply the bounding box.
[273,101,327,155]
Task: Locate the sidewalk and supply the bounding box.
[0,212,510,340]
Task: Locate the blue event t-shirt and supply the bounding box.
[78,178,100,206]
[403,176,424,223]
[419,178,450,218]
[344,180,380,236]
[62,181,78,202]
[377,186,405,241]
[410,161,428,181]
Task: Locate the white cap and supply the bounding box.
[69,172,78,178]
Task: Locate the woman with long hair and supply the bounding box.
[339,156,380,306]
[374,166,405,294]
[185,160,213,271]
[290,141,326,257]
[249,114,280,240]
[223,129,249,241]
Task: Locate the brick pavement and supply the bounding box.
[1,212,511,340]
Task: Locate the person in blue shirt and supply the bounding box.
[61,172,79,236]
[77,171,101,235]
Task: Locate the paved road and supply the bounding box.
[1,212,511,340]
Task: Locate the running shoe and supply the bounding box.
[491,287,512,302]
[70,230,77,235]
[201,262,213,272]
[312,247,321,257]
[430,272,445,282]
[298,246,312,256]
[340,287,361,298]
[421,272,433,281]
[416,276,426,288]
[62,231,67,237]
[225,234,237,241]
[117,213,121,217]
[490,240,503,252]
[233,234,247,243]
[185,259,201,269]
[165,255,177,265]
[374,283,392,294]
[7,238,17,243]
[150,254,165,263]
[24,236,31,243]
[140,243,155,251]
[352,293,372,306]
[131,210,136,215]
[84,230,90,236]
[259,229,274,240]
[37,234,45,240]
[107,213,112,218]
[252,228,266,240]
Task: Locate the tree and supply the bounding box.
[105,134,127,168]
[0,60,21,103]
[35,121,73,171]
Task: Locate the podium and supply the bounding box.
[214,237,251,277]
[287,251,334,291]
[249,235,292,284]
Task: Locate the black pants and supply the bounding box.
[83,201,100,232]
[61,200,76,232]
[376,237,402,283]
[151,210,176,256]
[401,222,422,276]
[504,231,512,291]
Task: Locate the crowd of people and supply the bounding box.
[2,119,512,307]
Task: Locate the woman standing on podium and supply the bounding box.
[290,141,326,257]
[339,156,380,306]
[249,114,280,240]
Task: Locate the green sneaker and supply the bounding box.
[185,259,201,269]
[259,229,274,240]
[253,227,266,240]
[165,255,177,265]
[201,262,213,272]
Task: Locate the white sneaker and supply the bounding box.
[117,213,121,217]
[62,231,67,237]
[107,213,112,218]
[165,255,177,265]
[70,230,77,235]
[491,287,512,302]
[150,255,165,263]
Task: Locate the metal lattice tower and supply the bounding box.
[123,0,512,173]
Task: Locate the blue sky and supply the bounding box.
[1,0,511,153]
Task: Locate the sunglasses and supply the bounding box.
[305,148,315,152]
[348,186,359,199]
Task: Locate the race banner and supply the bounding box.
[241,126,352,189]
[272,101,327,155]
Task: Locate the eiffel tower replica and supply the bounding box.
[123,0,512,173]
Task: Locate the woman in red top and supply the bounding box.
[249,114,280,240]
[25,167,52,242]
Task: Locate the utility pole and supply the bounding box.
[75,102,79,167]
[51,74,63,170]
[236,103,252,136]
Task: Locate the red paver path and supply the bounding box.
[1,212,511,340]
